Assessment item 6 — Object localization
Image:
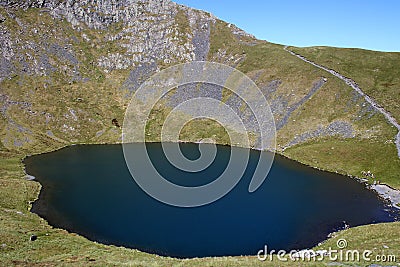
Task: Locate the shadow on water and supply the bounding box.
[24,143,399,258]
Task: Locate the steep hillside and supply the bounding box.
[290,46,400,122]
[0,0,398,184]
[0,0,399,265]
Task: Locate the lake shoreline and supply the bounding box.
[22,140,400,259]
[24,142,396,260]
[370,184,400,210]
[24,140,400,212]
[274,152,400,210]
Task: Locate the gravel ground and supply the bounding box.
[191,20,210,61]
[260,79,281,100]
[276,78,326,130]
[122,62,158,96]
[371,184,400,210]
[166,82,223,108]
[285,121,355,148]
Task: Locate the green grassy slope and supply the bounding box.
[0,3,399,266]
[290,46,400,122]
[1,155,399,266]
[0,7,397,189]
[207,21,399,189]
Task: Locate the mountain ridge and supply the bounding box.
[0,0,398,184]
[0,1,399,265]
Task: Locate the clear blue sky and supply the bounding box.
[173,0,400,52]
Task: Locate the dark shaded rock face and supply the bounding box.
[111,118,120,127]
[29,234,37,241]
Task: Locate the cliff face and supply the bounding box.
[0,0,220,150]
[0,2,400,265]
[0,0,254,149]
[0,0,398,181]
[0,0,210,79]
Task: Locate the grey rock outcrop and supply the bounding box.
[0,0,392,152]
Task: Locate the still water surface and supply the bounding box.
[25,143,398,258]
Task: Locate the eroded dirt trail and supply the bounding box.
[284,46,400,158]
